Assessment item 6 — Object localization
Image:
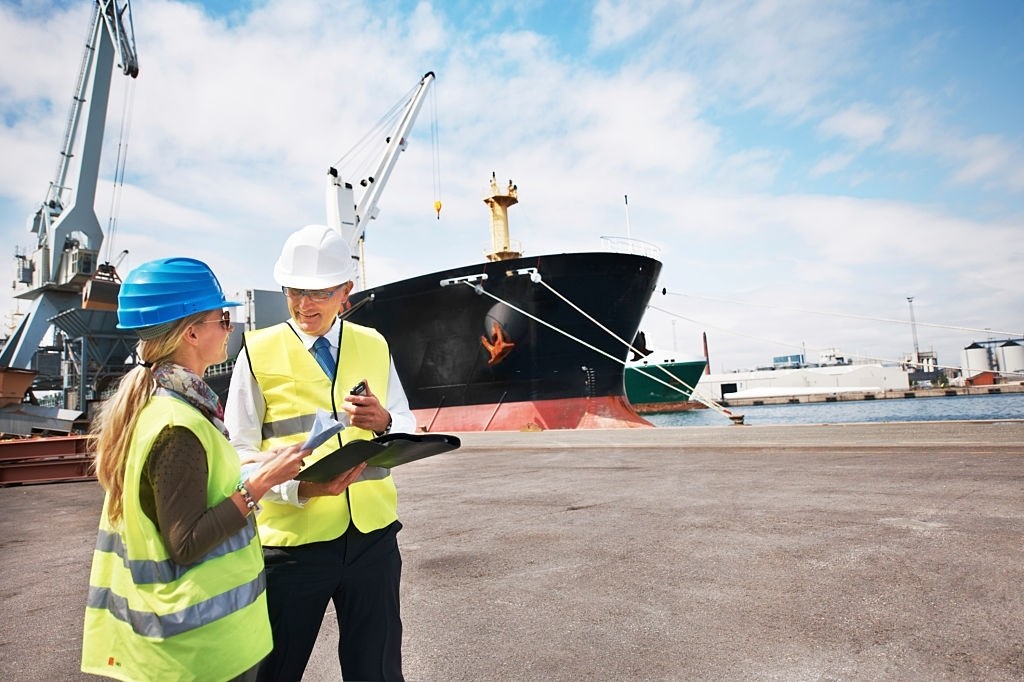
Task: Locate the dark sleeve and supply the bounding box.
[140,425,248,566]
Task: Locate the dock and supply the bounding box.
[716,382,1024,408]
[2,421,1023,681]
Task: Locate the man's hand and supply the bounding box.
[343,379,391,434]
[297,462,367,499]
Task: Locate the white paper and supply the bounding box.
[301,409,348,450]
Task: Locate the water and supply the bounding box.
[645,392,1024,427]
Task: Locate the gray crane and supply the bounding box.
[1,0,139,371]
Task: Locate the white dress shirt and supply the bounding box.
[224,317,415,506]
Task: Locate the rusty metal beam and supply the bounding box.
[0,458,94,485]
[0,435,94,486]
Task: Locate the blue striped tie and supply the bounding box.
[312,336,336,378]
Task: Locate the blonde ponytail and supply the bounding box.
[89,313,205,524]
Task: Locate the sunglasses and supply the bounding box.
[196,310,233,330]
[282,286,342,301]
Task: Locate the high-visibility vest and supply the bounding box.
[244,321,397,545]
[81,394,271,682]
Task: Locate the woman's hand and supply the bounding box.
[246,443,310,501]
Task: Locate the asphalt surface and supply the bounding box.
[2,421,1023,681]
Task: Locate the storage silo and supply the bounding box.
[961,343,991,378]
[998,340,1024,374]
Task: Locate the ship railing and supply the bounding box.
[600,236,661,260]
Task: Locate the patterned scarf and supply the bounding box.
[151,362,227,431]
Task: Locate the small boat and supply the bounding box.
[624,349,708,414]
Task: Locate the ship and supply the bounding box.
[346,248,661,431]
[343,178,662,431]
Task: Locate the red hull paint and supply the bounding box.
[414,395,653,432]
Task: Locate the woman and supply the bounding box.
[81,257,308,681]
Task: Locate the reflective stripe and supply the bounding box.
[261,413,316,441]
[94,518,258,585]
[86,573,266,639]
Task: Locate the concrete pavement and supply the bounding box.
[2,421,1023,680]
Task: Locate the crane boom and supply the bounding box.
[39,2,139,245]
[326,71,435,290]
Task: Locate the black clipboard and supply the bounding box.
[295,433,461,483]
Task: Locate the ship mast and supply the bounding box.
[483,172,521,262]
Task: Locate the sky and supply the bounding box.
[1,0,1022,374]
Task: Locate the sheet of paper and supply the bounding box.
[301,409,348,450]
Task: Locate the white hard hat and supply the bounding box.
[273,224,355,289]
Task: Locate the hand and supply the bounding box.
[297,462,367,499]
[343,379,391,434]
[248,443,310,499]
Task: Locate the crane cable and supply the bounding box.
[103,78,137,264]
[430,82,442,219]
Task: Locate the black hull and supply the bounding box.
[345,251,662,416]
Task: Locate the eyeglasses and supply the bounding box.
[196,311,233,330]
[282,286,341,301]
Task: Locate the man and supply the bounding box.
[225,224,415,681]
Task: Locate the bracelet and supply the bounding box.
[374,414,393,437]
[237,482,258,514]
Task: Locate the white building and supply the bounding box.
[694,363,910,401]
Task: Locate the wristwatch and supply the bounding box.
[374,413,393,437]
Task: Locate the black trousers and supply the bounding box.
[256,521,404,682]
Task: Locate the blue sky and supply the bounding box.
[1,0,1021,374]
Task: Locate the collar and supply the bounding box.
[288,317,342,350]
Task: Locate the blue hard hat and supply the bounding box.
[117,257,241,330]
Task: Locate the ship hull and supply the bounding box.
[625,359,708,414]
[346,251,662,431]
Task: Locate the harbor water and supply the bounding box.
[647,391,1024,427]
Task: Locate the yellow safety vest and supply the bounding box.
[81,394,271,682]
[244,321,397,545]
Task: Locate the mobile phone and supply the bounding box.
[350,380,367,396]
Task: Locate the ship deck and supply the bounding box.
[3,421,1023,681]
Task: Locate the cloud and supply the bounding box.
[670,0,869,118]
[818,105,891,147]
[888,91,1024,193]
[591,0,665,50]
[809,152,855,178]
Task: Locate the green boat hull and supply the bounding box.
[625,359,708,411]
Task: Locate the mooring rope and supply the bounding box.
[456,272,741,423]
[530,275,739,422]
